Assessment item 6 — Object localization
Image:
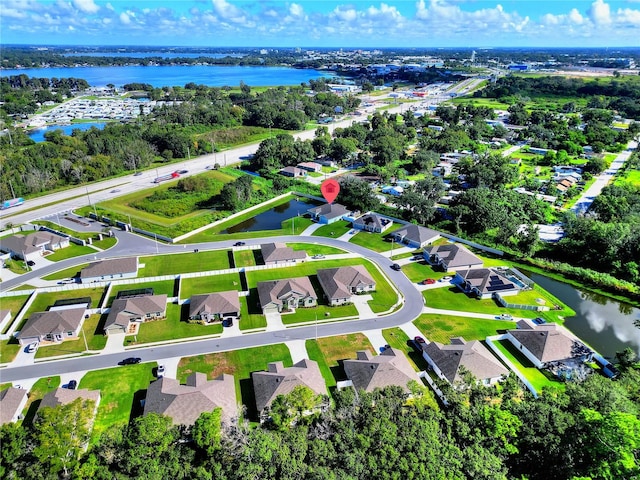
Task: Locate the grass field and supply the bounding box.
[311,220,352,238]
[180,273,242,298]
[0,295,30,333]
[348,225,403,252]
[305,334,373,385]
[45,244,98,261]
[34,314,107,358]
[282,303,358,324]
[0,338,21,363]
[80,363,156,439]
[107,280,176,306]
[400,260,449,283]
[91,236,118,250]
[2,258,28,275]
[286,243,345,255]
[22,376,61,424]
[616,169,640,187]
[42,263,91,281]
[139,250,230,276]
[24,287,106,321]
[239,296,266,330]
[233,249,257,268]
[413,313,517,344]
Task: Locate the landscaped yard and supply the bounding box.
[233,249,257,268]
[180,273,243,298]
[311,220,352,238]
[349,224,403,252]
[80,363,156,439]
[413,313,517,344]
[23,287,106,321]
[139,250,230,276]
[45,244,98,261]
[305,333,373,386]
[107,280,176,306]
[34,314,107,358]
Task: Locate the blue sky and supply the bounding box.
[2,0,639,47]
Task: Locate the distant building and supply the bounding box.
[317,265,376,306]
[188,291,241,324]
[80,257,138,283]
[257,277,317,314]
[279,166,306,178]
[17,307,86,346]
[342,348,417,393]
[297,162,322,173]
[423,244,483,272]
[352,213,393,233]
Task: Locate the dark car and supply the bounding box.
[233,241,246,246]
[414,336,426,345]
[67,380,77,390]
[118,357,142,366]
[390,263,401,271]
[178,170,188,174]
[156,365,165,378]
[133,171,143,176]
[222,319,233,328]
[26,260,35,267]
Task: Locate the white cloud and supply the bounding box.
[72,0,99,14]
[211,0,245,22]
[616,7,640,24]
[289,3,304,17]
[331,6,357,22]
[119,12,131,24]
[588,0,612,25]
[569,8,584,24]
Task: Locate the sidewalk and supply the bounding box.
[300,223,324,236]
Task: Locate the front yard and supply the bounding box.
[34,314,107,358]
[311,220,352,238]
[348,224,403,252]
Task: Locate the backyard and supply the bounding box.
[180,273,243,298]
[23,287,106,321]
[107,280,176,306]
[413,313,517,344]
[139,250,231,276]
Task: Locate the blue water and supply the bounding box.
[222,199,318,234]
[28,122,106,142]
[1,65,334,88]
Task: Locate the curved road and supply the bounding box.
[0,232,424,383]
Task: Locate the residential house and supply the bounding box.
[352,213,393,233]
[381,185,404,197]
[252,359,327,417]
[261,243,307,265]
[0,387,28,424]
[317,266,376,306]
[279,166,306,178]
[188,291,240,324]
[0,231,69,262]
[307,203,350,224]
[80,257,138,283]
[144,372,238,426]
[391,224,441,249]
[422,337,508,386]
[257,278,317,314]
[104,294,167,335]
[297,161,322,173]
[505,319,592,369]
[17,307,86,346]
[423,244,483,272]
[555,178,574,194]
[454,268,521,299]
[343,348,417,393]
[38,388,101,427]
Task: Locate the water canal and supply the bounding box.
[222,198,318,234]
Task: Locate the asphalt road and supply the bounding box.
[0,234,424,383]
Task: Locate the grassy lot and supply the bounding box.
[80,363,156,439]
[492,339,563,393]
[177,344,292,419]
[239,296,266,330]
[0,338,21,363]
[349,225,403,252]
[107,280,176,306]
[128,303,222,345]
[139,250,230,276]
[311,220,352,238]
[180,273,243,298]
[282,303,358,324]
[2,258,28,275]
[44,244,97,262]
[0,295,30,333]
[401,260,449,283]
[91,236,117,250]
[286,243,346,255]
[381,327,431,372]
[24,287,105,321]
[234,249,257,268]
[305,334,373,385]
[413,313,517,344]
[34,314,107,358]
[616,169,640,187]
[42,263,91,281]
[22,376,61,424]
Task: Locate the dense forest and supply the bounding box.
[1,350,638,480]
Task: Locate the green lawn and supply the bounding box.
[286,243,346,255]
[24,287,106,321]
[129,303,222,345]
[2,258,28,275]
[0,338,21,364]
[139,250,230,276]
[281,303,358,325]
[80,363,156,438]
[311,220,352,238]
[107,280,176,306]
[91,236,118,250]
[22,376,61,424]
[45,244,98,262]
[400,261,448,283]
[305,339,337,388]
[233,249,257,268]
[32,220,94,240]
[348,225,403,252]
[492,339,563,393]
[413,313,517,344]
[177,344,292,419]
[305,334,373,384]
[239,296,266,330]
[0,295,30,333]
[34,314,107,358]
[180,273,242,298]
[42,263,91,281]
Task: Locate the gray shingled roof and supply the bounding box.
[316,265,375,301]
[252,359,327,412]
[353,213,392,231]
[392,224,440,246]
[80,257,138,279]
[423,337,509,384]
[508,320,577,363]
[144,372,238,426]
[0,387,28,425]
[456,268,519,296]
[424,244,482,269]
[39,388,101,411]
[343,348,417,393]
[307,203,349,220]
[261,243,307,263]
[105,294,167,330]
[188,291,240,318]
[18,308,86,340]
[0,231,67,256]
[257,277,316,309]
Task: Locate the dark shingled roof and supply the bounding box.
[0,387,27,425]
[188,291,240,318]
[105,294,167,330]
[508,320,577,363]
[343,348,417,393]
[18,308,86,340]
[39,388,100,411]
[0,231,67,256]
[424,243,483,269]
[316,265,375,301]
[261,243,307,263]
[456,268,520,295]
[80,257,138,279]
[307,203,349,220]
[392,224,440,246]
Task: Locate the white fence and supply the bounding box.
[485,334,538,398]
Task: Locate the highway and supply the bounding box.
[0,233,425,383]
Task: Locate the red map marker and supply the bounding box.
[321,178,340,204]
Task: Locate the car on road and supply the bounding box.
[66,380,77,390]
[133,172,143,176]
[177,170,188,174]
[118,357,142,366]
[233,241,246,246]
[110,189,120,193]
[25,342,38,353]
[498,314,513,320]
[421,278,436,285]
[156,365,165,377]
[26,260,35,267]
[390,263,402,271]
[311,254,325,259]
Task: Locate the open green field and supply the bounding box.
[286,243,345,255]
[616,169,640,187]
[180,273,242,298]
[306,333,374,386]
[45,244,98,261]
[492,339,563,393]
[239,296,266,330]
[42,263,92,280]
[139,250,230,276]
[108,280,176,306]
[34,314,107,358]
[177,343,292,418]
[22,376,61,424]
[400,260,449,283]
[80,363,156,438]
[233,249,257,268]
[24,287,105,320]
[413,313,516,344]
[349,224,403,252]
[128,303,222,345]
[282,303,358,325]
[311,220,352,238]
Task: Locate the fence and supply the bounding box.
[485,334,538,398]
[493,293,550,312]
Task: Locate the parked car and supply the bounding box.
[233,241,246,246]
[178,170,188,174]
[118,357,142,365]
[110,189,120,193]
[222,319,233,328]
[26,260,35,267]
[499,314,513,320]
[421,278,436,285]
[414,336,426,345]
[390,263,402,271]
[438,276,452,282]
[67,380,77,390]
[26,342,38,353]
[311,254,325,259]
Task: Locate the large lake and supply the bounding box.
[1,65,334,88]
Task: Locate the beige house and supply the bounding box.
[17,307,86,346]
[188,291,241,324]
[257,277,317,314]
[261,243,307,265]
[343,348,418,393]
[104,294,167,335]
[317,265,376,306]
[0,231,69,262]
[391,225,441,249]
[144,372,238,426]
[80,257,138,283]
[352,213,393,233]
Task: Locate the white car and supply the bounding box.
[26,342,38,353]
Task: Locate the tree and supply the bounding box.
[192,409,222,456]
[338,176,380,212]
[328,137,357,163]
[396,176,445,224]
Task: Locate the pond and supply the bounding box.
[528,272,640,359]
[28,122,107,142]
[222,198,318,234]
